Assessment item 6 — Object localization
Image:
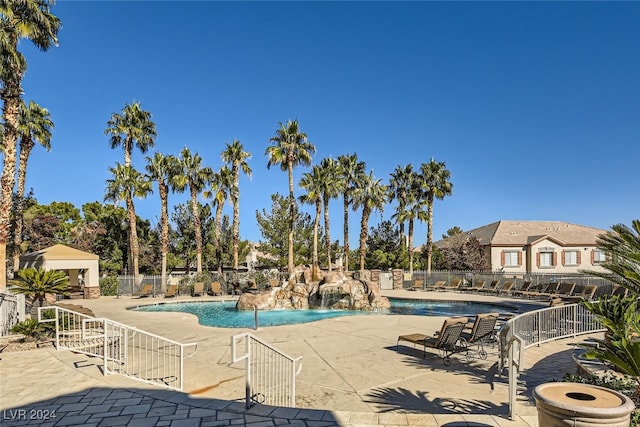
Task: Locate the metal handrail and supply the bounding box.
[231,332,302,408]
[38,306,197,391]
[499,303,605,419]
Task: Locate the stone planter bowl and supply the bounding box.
[533,382,635,427]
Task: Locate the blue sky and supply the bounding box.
[17,1,640,247]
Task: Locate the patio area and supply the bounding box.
[0,290,599,426]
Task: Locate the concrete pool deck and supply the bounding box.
[0,289,600,426]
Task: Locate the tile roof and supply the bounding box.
[455,220,608,246]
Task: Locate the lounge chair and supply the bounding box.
[478,280,501,294]
[523,283,558,299]
[193,282,205,297]
[463,280,486,293]
[460,313,499,360]
[612,284,628,297]
[164,284,178,298]
[563,285,597,303]
[397,316,468,365]
[511,281,533,298]
[440,279,462,292]
[429,280,446,291]
[133,284,153,298]
[409,279,424,291]
[496,281,514,296]
[538,282,575,299]
[209,281,222,296]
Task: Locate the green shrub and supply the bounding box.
[10,319,47,342]
[99,276,119,296]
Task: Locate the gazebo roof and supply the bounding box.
[20,244,99,261]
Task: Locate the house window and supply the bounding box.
[501,251,521,267]
[537,250,557,268]
[562,250,581,266]
[592,249,606,265]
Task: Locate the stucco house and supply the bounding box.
[441,221,609,274]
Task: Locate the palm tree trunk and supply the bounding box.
[408,218,415,274]
[287,161,295,275]
[359,207,370,271]
[343,192,350,272]
[13,140,34,271]
[323,197,332,272]
[126,192,140,279]
[312,200,321,281]
[426,199,434,275]
[232,191,239,271]
[160,182,169,290]
[215,203,224,274]
[191,187,203,274]
[0,83,21,288]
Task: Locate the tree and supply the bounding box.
[104,163,152,278]
[319,157,340,272]
[583,220,640,296]
[299,165,323,280]
[0,0,60,288]
[365,220,403,270]
[443,226,463,239]
[400,195,429,274]
[389,164,414,247]
[173,148,213,274]
[419,159,453,275]
[13,100,53,271]
[337,153,366,271]
[105,101,157,168]
[256,193,314,268]
[11,267,68,314]
[205,166,232,273]
[146,152,178,288]
[266,120,315,275]
[352,171,388,270]
[221,139,251,272]
[79,202,128,274]
[435,233,490,271]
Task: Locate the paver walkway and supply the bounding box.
[0,291,599,426]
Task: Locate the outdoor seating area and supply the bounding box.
[397,315,469,366]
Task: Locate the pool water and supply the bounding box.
[132,298,510,328]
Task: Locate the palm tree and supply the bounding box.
[105,101,157,167]
[145,152,178,290]
[399,192,429,274]
[266,120,316,274]
[352,171,388,271]
[0,0,60,288]
[205,166,233,273]
[174,148,213,274]
[337,153,366,271]
[299,165,323,281]
[419,159,453,275]
[221,140,252,272]
[389,164,414,248]
[105,163,152,279]
[13,100,53,271]
[11,267,68,314]
[319,157,340,272]
[582,220,640,296]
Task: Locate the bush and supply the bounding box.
[99,276,119,296]
[10,319,47,342]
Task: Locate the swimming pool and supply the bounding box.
[132,298,513,328]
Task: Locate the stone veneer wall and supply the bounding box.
[83,287,100,299]
[370,269,381,286]
[392,269,404,290]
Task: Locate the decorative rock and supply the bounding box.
[236,266,390,312]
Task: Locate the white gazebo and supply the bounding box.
[19,244,100,299]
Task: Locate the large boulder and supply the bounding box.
[237,266,390,312]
